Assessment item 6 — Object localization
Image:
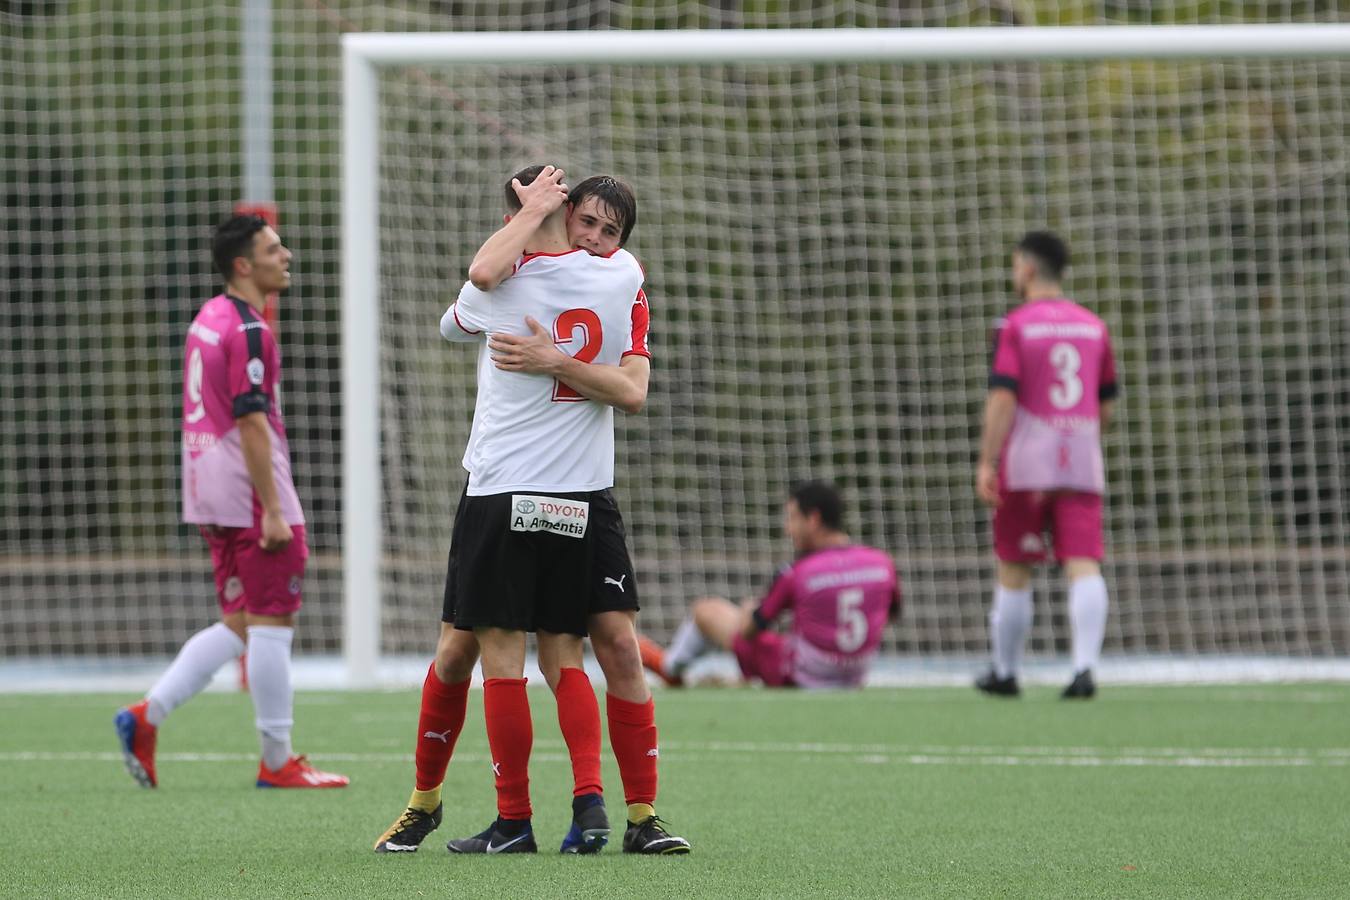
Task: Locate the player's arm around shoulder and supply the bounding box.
[466,166,568,291]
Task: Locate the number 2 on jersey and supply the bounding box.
[1048,341,1083,410]
[552,308,603,402]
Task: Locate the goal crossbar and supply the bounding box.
[345,25,1350,66]
[341,24,1350,686]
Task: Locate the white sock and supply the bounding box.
[664,617,710,677]
[990,586,1033,679]
[246,625,295,771]
[145,622,246,726]
[1069,574,1109,675]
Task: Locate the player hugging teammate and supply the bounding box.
[374,166,690,856]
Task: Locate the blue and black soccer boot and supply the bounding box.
[446,817,537,854]
[374,803,443,852]
[1061,669,1096,700]
[559,793,610,854]
[975,669,1020,697]
[622,814,691,855]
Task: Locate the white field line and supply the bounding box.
[659,740,1350,759]
[8,741,1349,768]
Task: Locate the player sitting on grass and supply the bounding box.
[640,481,901,689]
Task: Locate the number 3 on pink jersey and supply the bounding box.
[552,308,603,402]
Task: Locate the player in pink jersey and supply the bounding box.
[639,481,901,689]
[115,214,347,790]
[975,231,1118,700]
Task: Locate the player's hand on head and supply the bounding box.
[259,509,294,552]
[513,165,569,215]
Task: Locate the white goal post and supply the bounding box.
[341,25,1350,687]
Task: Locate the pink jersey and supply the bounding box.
[990,298,1118,494]
[181,294,303,527]
[755,545,900,688]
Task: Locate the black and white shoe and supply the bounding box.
[1061,669,1096,700]
[374,803,442,852]
[622,815,691,855]
[446,818,537,854]
[975,669,1021,697]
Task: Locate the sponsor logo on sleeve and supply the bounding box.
[189,322,222,346]
[246,358,265,386]
[509,495,588,539]
[288,575,302,596]
[224,576,244,602]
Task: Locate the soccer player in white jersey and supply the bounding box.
[114,214,348,789]
[975,231,1119,699]
[481,175,689,854]
[375,166,687,857]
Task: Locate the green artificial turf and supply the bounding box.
[1,684,1346,899]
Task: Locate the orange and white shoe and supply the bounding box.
[114,700,158,788]
[637,635,683,687]
[256,755,350,789]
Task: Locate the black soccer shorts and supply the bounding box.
[443,487,621,637]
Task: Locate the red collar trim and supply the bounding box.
[519,248,586,265]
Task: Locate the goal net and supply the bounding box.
[353,27,1350,680]
[3,8,1348,686]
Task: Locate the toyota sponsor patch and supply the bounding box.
[510,495,588,538]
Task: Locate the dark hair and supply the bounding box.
[504,164,548,212]
[789,480,845,531]
[569,174,637,246]
[212,214,269,281]
[1016,230,1069,281]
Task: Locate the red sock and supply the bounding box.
[554,668,603,798]
[606,692,658,806]
[484,677,533,819]
[414,663,470,792]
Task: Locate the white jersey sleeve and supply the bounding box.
[440,281,490,343]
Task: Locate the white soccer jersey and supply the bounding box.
[440,247,650,496]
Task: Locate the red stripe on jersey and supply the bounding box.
[452,306,481,335]
[627,289,650,358]
[518,248,587,267]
